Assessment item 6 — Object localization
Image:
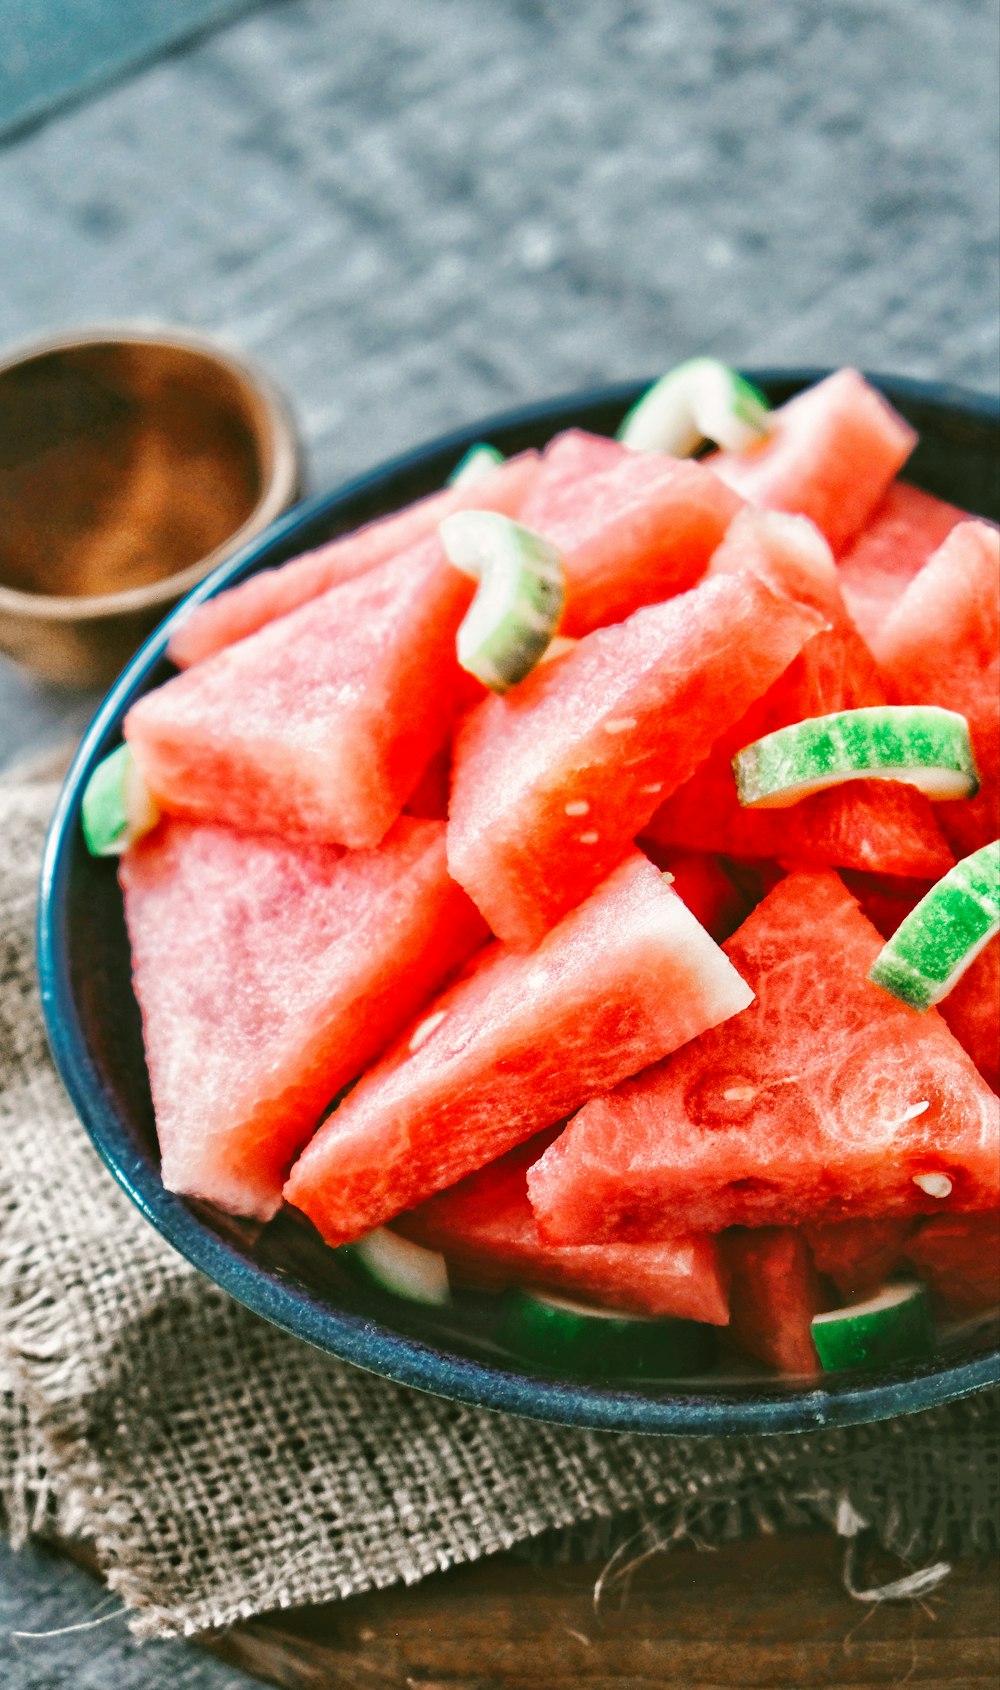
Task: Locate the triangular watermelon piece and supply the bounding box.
[448,568,825,947]
[121,816,488,1221]
[527,872,1000,1242]
[127,539,475,848]
[803,1218,917,1299]
[837,480,966,645]
[871,520,1000,859]
[725,1229,823,1374]
[283,852,753,1246]
[520,437,743,635]
[904,1211,1000,1315]
[708,369,916,554]
[397,1130,730,1323]
[167,451,539,667]
[643,511,955,878]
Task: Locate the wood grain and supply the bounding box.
[200,1534,1000,1690]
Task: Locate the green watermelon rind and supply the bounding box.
[811,1281,935,1373]
[868,840,1000,1009]
[733,705,979,808]
[495,1288,717,1379]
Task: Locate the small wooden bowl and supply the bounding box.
[0,325,299,686]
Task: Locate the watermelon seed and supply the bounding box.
[564,800,590,816]
[912,1172,953,1199]
[577,832,600,845]
[409,1010,447,1054]
[901,1101,930,1121]
[603,718,637,735]
[638,782,664,795]
[723,1085,757,1103]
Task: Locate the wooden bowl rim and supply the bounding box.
[0,321,300,622]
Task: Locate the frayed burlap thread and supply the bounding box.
[0,776,997,1638]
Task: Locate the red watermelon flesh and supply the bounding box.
[938,937,1000,1096]
[527,872,1000,1243]
[126,539,474,849]
[120,816,488,1221]
[839,871,930,939]
[283,852,754,1246]
[904,1211,1000,1315]
[708,369,916,555]
[637,844,751,943]
[725,1229,823,1375]
[529,428,629,489]
[837,480,967,646]
[871,521,1000,859]
[645,512,954,878]
[404,743,453,821]
[803,1218,917,1299]
[448,570,825,948]
[396,1130,730,1323]
[167,451,539,668]
[520,441,743,636]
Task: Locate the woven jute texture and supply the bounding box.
[1,774,997,1639]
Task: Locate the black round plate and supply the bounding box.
[37,372,1000,1435]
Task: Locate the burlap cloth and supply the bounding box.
[1,770,997,1639]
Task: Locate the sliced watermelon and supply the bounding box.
[283,852,753,1246]
[725,1229,823,1375]
[520,439,743,635]
[708,369,916,555]
[938,936,1000,1095]
[404,743,452,821]
[803,1217,918,1299]
[905,1211,1000,1315]
[527,872,1000,1243]
[645,510,954,878]
[396,1131,730,1323]
[637,844,751,944]
[448,570,825,948]
[126,540,474,849]
[120,816,488,1221]
[837,480,967,645]
[167,452,539,667]
[871,521,1000,859]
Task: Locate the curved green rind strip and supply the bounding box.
[617,358,772,455]
[495,1289,717,1380]
[812,1282,935,1373]
[81,744,161,857]
[868,840,1000,1009]
[733,706,979,809]
[446,442,505,488]
[441,511,566,693]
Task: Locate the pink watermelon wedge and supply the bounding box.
[126,538,474,849]
[643,510,954,878]
[283,852,753,1246]
[836,480,967,645]
[520,439,743,635]
[803,1217,917,1299]
[396,1130,730,1323]
[167,451,539,667]
[725,1229,823,1375]
[447,569,825,948]
[938,937,1000,1096]
[904,1211,1000,1315]
[120,816,488,1221]
[527,872,1000,1243]
[708,369,916,555]
[871,520,1000,859]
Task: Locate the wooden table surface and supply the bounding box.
[1,2,998,1685]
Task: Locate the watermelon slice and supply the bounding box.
[708,369,916,555]
[637,844,750,943]
[938,936,1000,1095]
[836,480,967,645]
[803,1217,918,1299]
[904,1211,1000,1315]
[725,1229,823,1375]
[167,452,539,668]
[396,1131,730,1323]
[120,816,488,1220]
[871,521,1000,859]
[527,872,1000,1243]
[645,510,954,878]
[448,569,825,948]
[126,539,474,849]
[283,852,753,1246]
[520,437,743,635]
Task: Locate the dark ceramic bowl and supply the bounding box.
[38,372,1000,1435]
